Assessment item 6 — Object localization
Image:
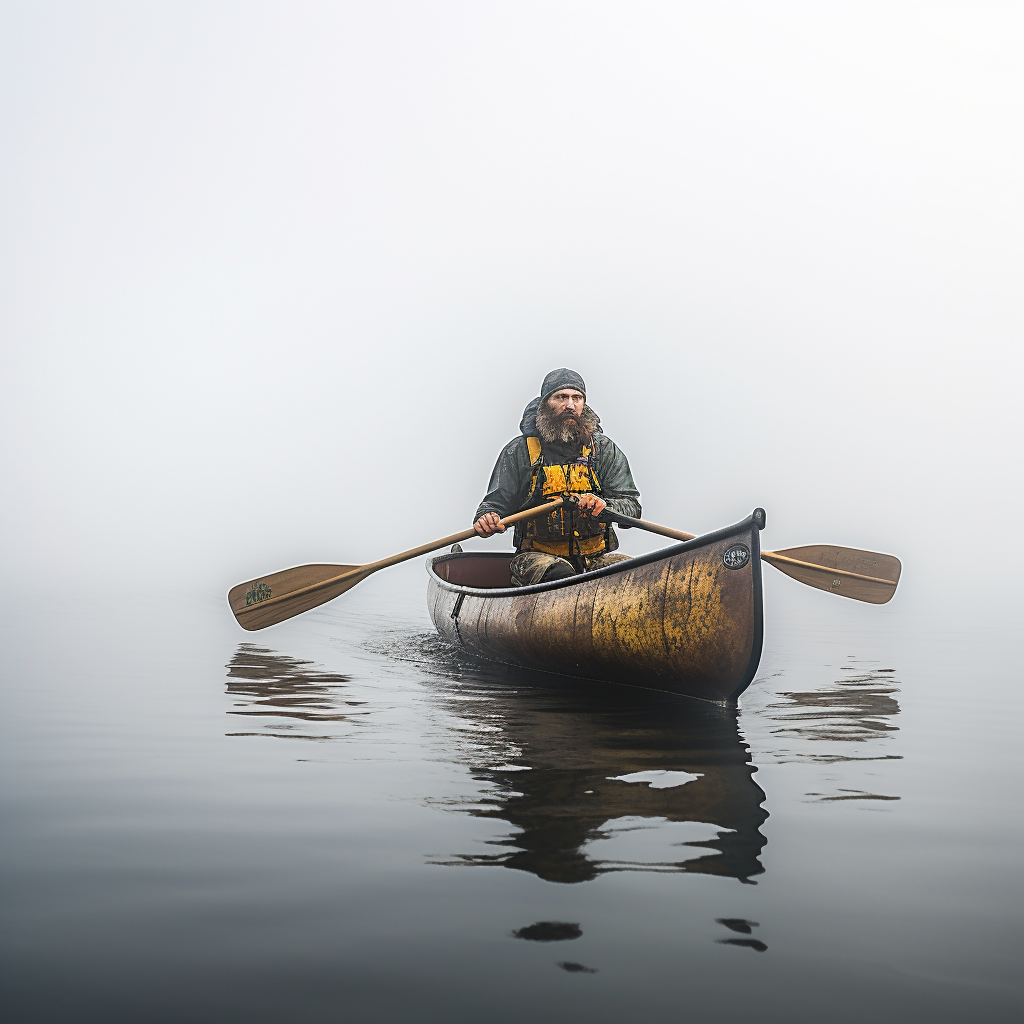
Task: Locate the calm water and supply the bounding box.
[1,565,1020,1022]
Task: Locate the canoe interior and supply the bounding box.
[433,554,515,589]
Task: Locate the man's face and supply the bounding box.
[546,389,585,418]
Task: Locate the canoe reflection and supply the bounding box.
[427,669,768,884]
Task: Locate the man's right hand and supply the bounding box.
[474,512,505,537]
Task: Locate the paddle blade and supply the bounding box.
[763,545,901,604]
[228,563,370,630]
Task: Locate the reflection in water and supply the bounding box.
[718,937,768,952]
[225,644,363,740]
[717,917,760,934]
[224,637,768,884]
[765,658,902,802]
[766,660,902,759]
[512,922,582,942]
[716,917,766,950]
[558,961,598,973]
[412,640,769,885]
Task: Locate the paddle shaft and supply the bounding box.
[358,498,567,573]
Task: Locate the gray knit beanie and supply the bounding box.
[540,368,586,400]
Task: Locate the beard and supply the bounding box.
[535,402,599,446]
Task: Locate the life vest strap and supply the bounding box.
[526,436,543,465]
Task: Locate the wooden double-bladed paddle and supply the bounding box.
[228,499,901,631]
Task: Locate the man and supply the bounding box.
[473,368,642,586]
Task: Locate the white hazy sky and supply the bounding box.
[1,2,1020,621]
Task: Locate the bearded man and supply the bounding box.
[473,368,642,586]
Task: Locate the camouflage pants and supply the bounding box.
[510,549,631,587]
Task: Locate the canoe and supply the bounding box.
[426,509,765,704]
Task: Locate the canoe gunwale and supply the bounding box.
[425,510,765,598]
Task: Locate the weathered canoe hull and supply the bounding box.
[426,511,764,704]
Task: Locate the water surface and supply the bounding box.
[1,569,1019,1021]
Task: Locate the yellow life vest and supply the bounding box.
[515,436,610,557]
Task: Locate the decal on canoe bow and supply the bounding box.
[723,544,750,570]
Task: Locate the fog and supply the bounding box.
[2,2,1020,623]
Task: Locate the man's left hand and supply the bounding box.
[574,493,607,518]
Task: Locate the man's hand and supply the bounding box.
[474,512,506,537]
[574,493,607,518]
